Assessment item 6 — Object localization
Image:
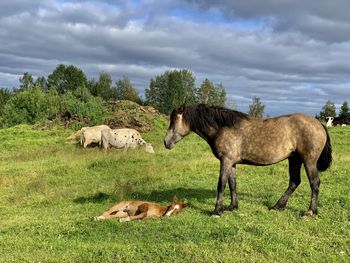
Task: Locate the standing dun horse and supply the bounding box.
[164,104,332,216]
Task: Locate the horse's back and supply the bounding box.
[224,113,327,165]
[239,115,296,164]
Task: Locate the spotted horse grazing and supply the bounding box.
[164,104,332,217]
[101,128,154,153]
[93,196,187,222]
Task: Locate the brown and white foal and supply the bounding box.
[93,196,187,222]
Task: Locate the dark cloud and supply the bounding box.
[0,0,43,16]
[185,0,350,42]
[0,0,349,116]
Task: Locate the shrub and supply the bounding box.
[1,87,59,127]
[0,88,13,114]
[59,91,105,125]
[0,86,105,128]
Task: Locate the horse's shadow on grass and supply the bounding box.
[74,192,113,204]
[74,187,214,204]
[74,188,284,215]
[74,188,216,214]
[131,187,214,202]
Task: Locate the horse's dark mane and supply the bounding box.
[175,104,249,131]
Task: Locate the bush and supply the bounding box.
[60,91,105,125]
[0,88,13,114]
[0,87,60,127]
[0,86,105,128]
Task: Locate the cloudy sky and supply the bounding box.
[1,0,350,116]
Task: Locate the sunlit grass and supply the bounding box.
[0,125,349,262]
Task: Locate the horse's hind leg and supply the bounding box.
[93,202,129,220]
[93,210,128,221]
[271,155,302,211]
[304,162,320,216]
[227,165,238,211]
[119,212,147,222]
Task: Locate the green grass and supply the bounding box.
[0,124,349,262]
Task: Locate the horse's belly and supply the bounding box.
[242,141,294,165]
[242,153,288,165]
[110,139,127,148]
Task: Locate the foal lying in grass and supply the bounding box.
[93,196,187,222]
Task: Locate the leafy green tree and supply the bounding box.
[319,100,336,120]
[339,101,350,120]
[98,72,114,100]
[47,64,87,94]
[248,96,265,118]
[0,87,13,114]
[145,69,196,114]
[88,72,116,100]
[87,79,97,95]
[73,85,93,103]
[196,78,226,106]
[34,76,48,92]
[19,72,34,91]
[115,76,141,103]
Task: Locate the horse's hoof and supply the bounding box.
[211,210,223,217]
[303,210,317,217]
[120,217,131,222]
[226,205,238,211]
[269,204,285,211]
[92,216,104,221]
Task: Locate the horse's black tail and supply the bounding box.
[317,125,332,172]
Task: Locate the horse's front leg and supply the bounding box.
[227,165,238,211]
[213,158,232,216]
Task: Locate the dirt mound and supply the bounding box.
[37,100,166,132]
[104,100,167,132]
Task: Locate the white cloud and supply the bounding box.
[0,0,349,116]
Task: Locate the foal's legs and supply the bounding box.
[304,162,320,216]
[271,155,302,210]
[93,210,128,221]
[93,202,130,221]
[119,212,148,222]
[227,165,238,211]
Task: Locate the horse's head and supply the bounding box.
[165,196,187,216]
[164,106,191,149]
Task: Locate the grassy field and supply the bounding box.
[0,121,349,262]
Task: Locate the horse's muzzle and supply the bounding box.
[164,140,173,149]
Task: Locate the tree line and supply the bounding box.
[1,63,345,129]
[317,100,350,122]
[0,64,228,128]
[248,99,350,121]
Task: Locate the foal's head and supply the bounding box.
[164,106,191,149]
[165,196,187,216]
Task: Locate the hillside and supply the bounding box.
[38,100,168,133]
[103,100,167,132]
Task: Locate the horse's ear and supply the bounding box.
[172,196,178,203]
[177,104,187,114]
